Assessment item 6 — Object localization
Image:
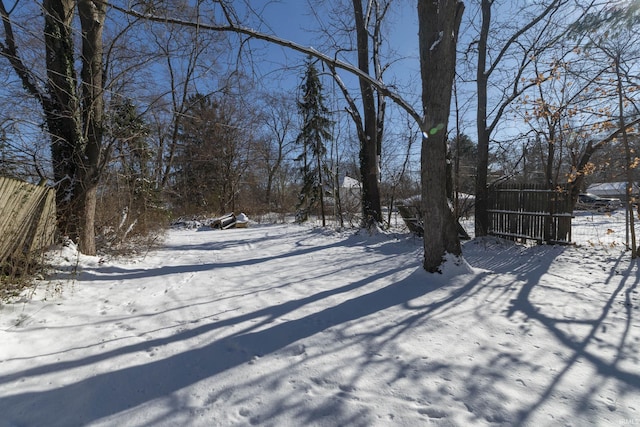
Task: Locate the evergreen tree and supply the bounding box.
[170,93,251,215]
[295,57,333,225]
[107,99,161,234]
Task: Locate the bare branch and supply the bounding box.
[106,1,423,129]
[0,1,47,107]
[592,116,640,150]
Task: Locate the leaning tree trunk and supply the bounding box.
[616,57,638,258]
[418,0,464,272]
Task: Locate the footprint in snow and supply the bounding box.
[289,343,306,356]
[418,407,447,419]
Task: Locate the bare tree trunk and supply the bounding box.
[474,0,567,237]
[43,0,85,242]
[418,0,464,272]
[1,0,106,255]
[475,0,491,237]
[352,0,382,226]
[317,154,326,227]
[77,0,106,255]
[615,56,638,257]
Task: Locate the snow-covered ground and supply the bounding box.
[1,211,639,426]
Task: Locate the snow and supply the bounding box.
[430,31,444,51]
[1,212,640,426]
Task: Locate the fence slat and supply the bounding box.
[0,176,57,270]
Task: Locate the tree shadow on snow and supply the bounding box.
[73,227,411,282]
[0,235,470,426]
[465,238,640,425]
[513,255,640,424]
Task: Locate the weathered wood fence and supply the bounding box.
[0,176,57,272]
[488,183,572,244]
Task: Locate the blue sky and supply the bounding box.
[243,1,423,102]
[242,1,487,148]
[238,0,429,171]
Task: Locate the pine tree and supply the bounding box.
[295,57,333,226]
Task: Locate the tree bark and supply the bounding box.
[77,0,107,255]
[418,0,464,272]
[43,0,86,245]
[42,0,105,255]
[352,0,382,225]
[474,0,491,237]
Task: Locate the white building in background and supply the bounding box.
[587,182,640,201]
[337,176,361,213]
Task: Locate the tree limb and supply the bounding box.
[106,1,424,130]
[0,1,48,107]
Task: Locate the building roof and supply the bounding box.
[587,181,640,196]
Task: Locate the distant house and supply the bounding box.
[587,182,640,201]
[339,176,361,213]
[321,176,361,214]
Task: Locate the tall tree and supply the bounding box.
[257,93,297,211]
[578,4,640,256]
[517,2,640,236]
[418,0,464,272]
[329,0,389,226]
[114,1,464,272]
[472,0,579,237]
[0,0,107,255]
[99,98,159,241]
[171,92,252,215]
[287,0,391,226]
[172,94,219,213]
[295,57,333,226]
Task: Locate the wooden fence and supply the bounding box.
[0,176,57,272]
[488,183,573,244]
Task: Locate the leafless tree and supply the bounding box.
[470,0,592,236]
[109,0,464,272]
[256,93,298,212]
[418,0,465,271]
[317,0,392,225]
[0,0,109,254]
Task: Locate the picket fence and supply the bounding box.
[0,176,57,272]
